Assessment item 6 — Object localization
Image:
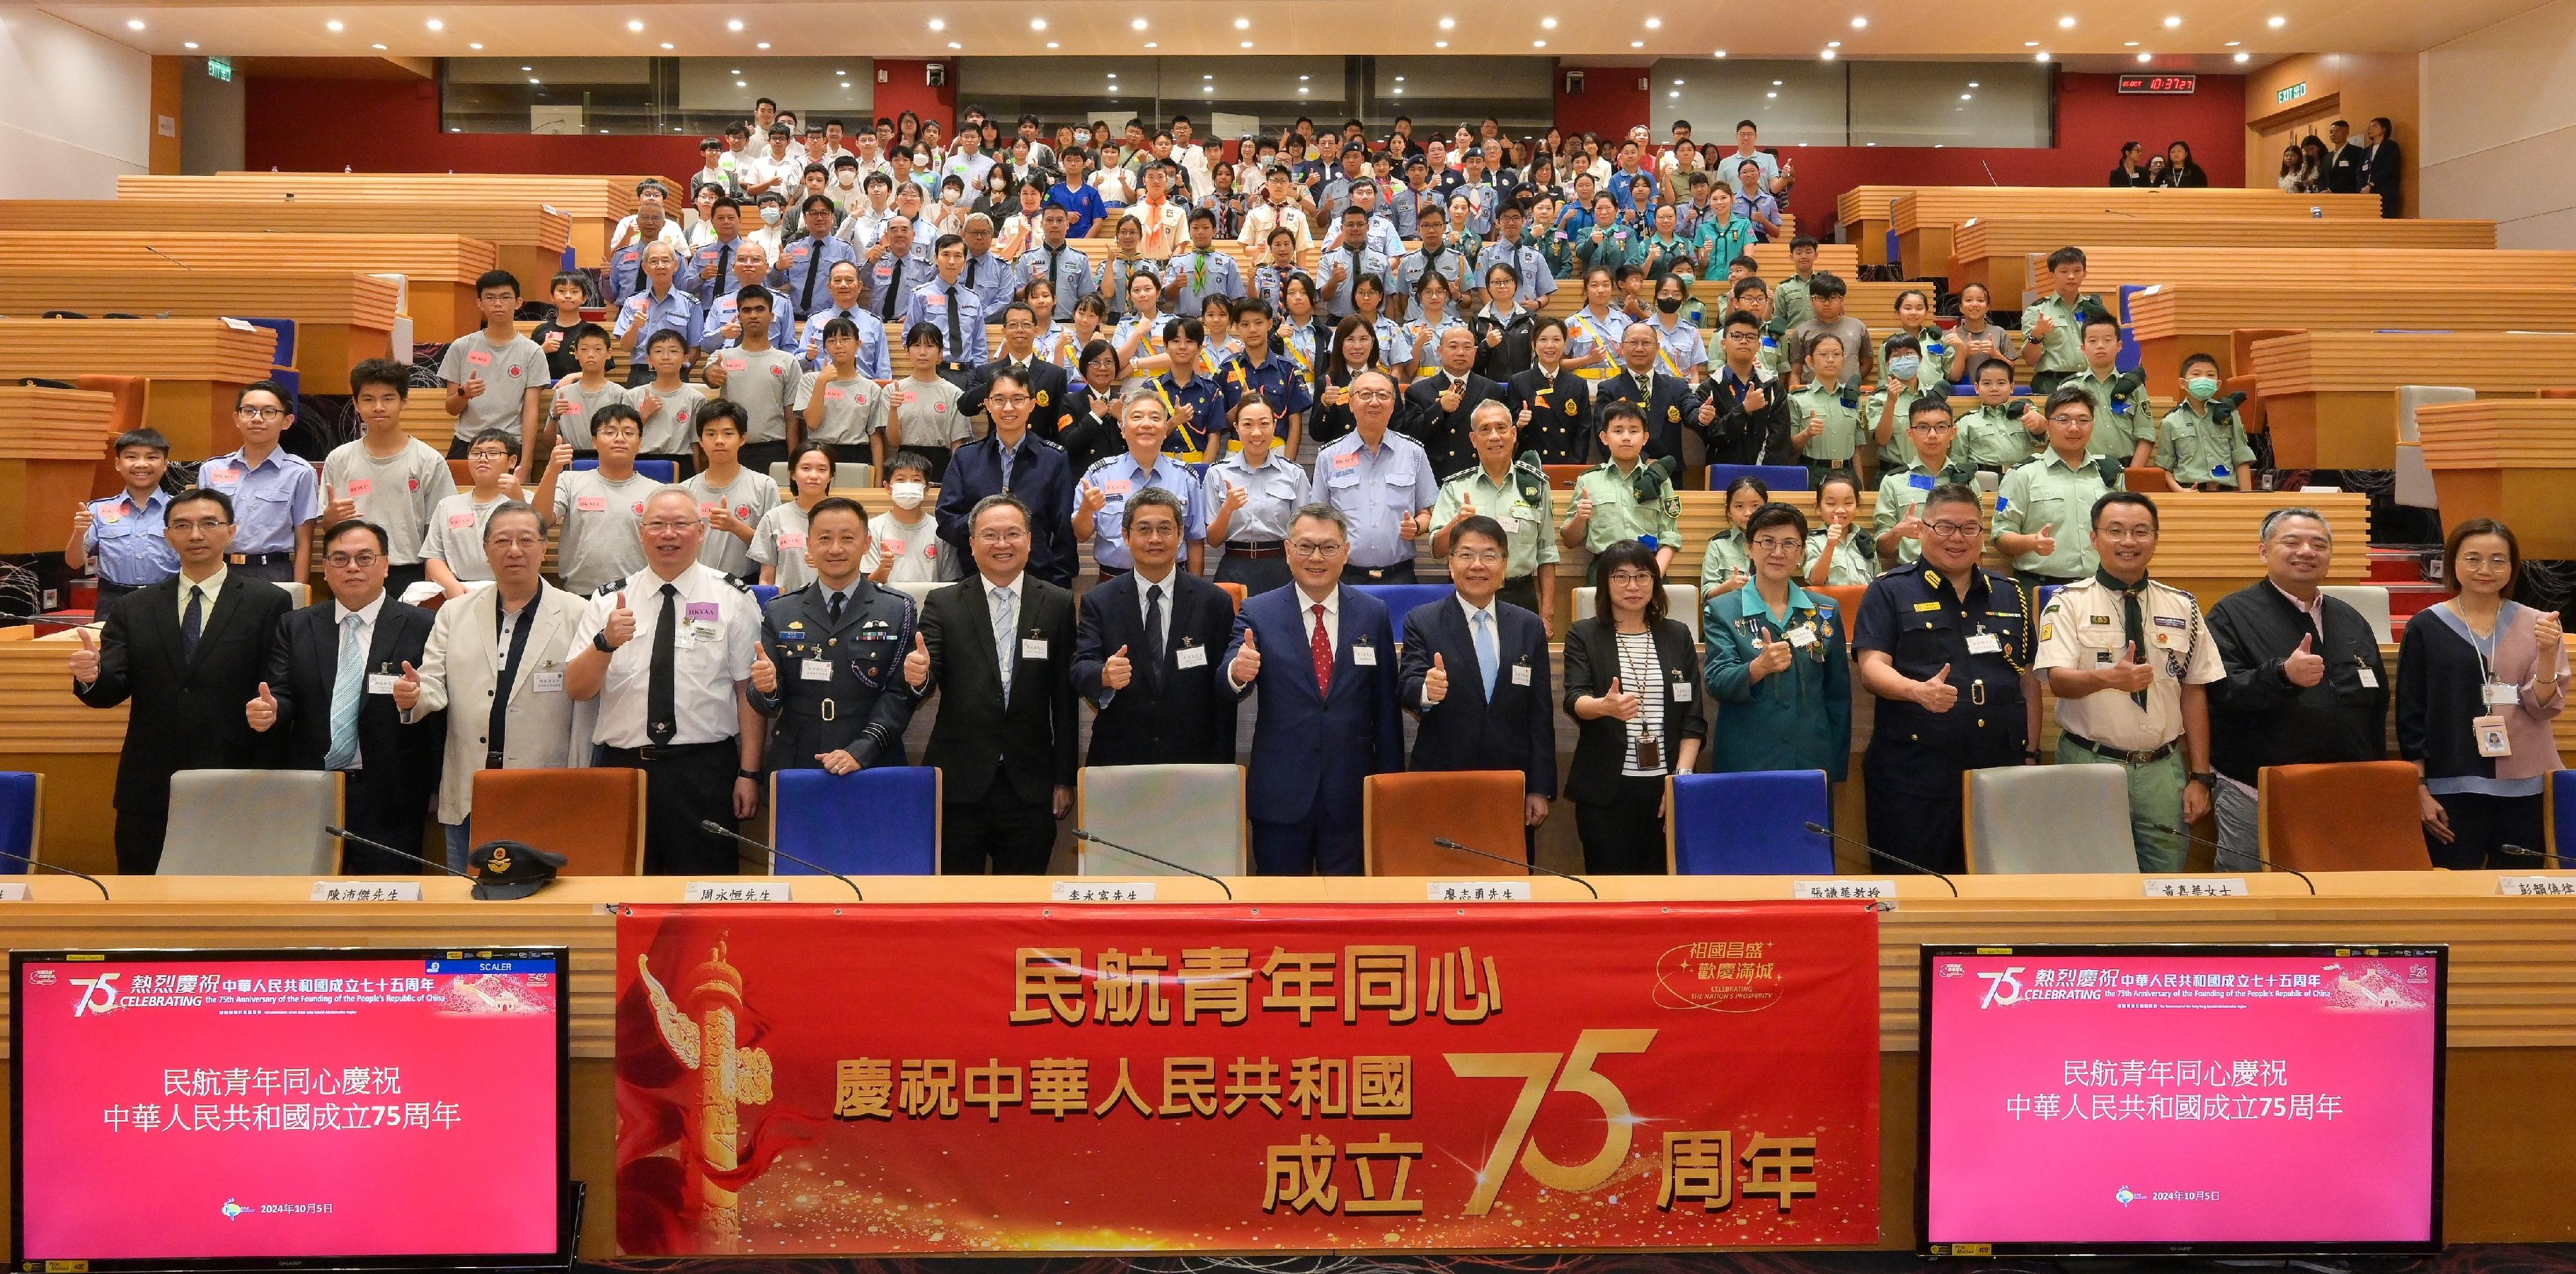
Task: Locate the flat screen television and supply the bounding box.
[1917,943,2445,1258]
[13,947,571,1271]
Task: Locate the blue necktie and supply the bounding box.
[323,613,366,770]
[1473,609,1498,700]
[180,585,205,661]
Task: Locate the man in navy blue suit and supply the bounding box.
[1397,514,1557,857]
[1222,503,1404,875]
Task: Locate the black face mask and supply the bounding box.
[1657,297,1685,314]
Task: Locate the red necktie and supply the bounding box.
[1311,604,1334,696]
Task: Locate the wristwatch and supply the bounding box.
[592,632,618,654]
[2188,771,2216,788]
[737,768,762,783]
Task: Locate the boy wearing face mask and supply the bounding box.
[1864,332,1947,473]
[2155,354,2255,491]
[749,191,790,263]
[862,451,947,583]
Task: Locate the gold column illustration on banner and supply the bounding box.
[638,941,774,1250]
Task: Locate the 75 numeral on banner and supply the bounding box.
[1446,1028,1657,1214]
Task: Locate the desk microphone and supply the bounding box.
[1072,830,1233,900]
[1432,837,1598,898]
[2150,823,2316,896]
[2500,844,2573,867]
[324,826,478,882]
[700,821,862,899]
[0,848,109,900]
[1801,822,1960,897]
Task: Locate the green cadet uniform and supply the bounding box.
[2061,366,2155,464]
[1793,380,1863,480]
[1871,457,1979,567]
[1566,457,1681,558]
[1433,454,1560,608]
[1804,521,1877,585]
[1770,272,1817,336]
[2016,290,2109,387]
[1957,401,2044,471]
[2154,396,2256,489]
[1992,450,2125,582]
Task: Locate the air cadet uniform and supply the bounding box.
[2155,394,2257,490]
[1150,370,1238,464]
[2034,569,2224,873]
[777,234,860,326]
[1162,243,1246,316]
[748,578,921,774]
[1430,452,1559,615]
[614,287,700,387]
[1792,378,1863,486]
[1956,399,2043,473]
[1566,457,1682,572]
[1204,447,1307,595]
[1018,240,1099,322]
[2060,366,2155,463]
[1222,348,1314,452]
[1312,429,1439,582]
[81,488,178,608]
[1081,450,1210,579]
[1871,456,1980,568]
[1993,450,2125,585]
[1853,556,2037,873]
[2016,291,2110,395]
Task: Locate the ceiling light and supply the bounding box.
[1234,15,1249,27]
[660,42,672,49]
[529,77,542,84]
[1828,40,1841,46]
[1632,41,1643,47]
[727,17,743,30]
[2025,40,2040,46]
[2164,14,2181,26]
[1669,91,1680,98]
[372,43,387,49]
[125,17,144,29]
[1822,48,1837,58]
[1132,16,1148,28]
[927,17,944,30]
[1672,78,1684,84]
[1299,86,1310,92]
[1541,15,1558,27]
[2124,41,2139,46]
[2136,51,2152,61]
[2233,50,2250,61]
[1396,75,1406,81]
[425,18,443,30]
[598,129,607,135]
[1029,17,1045,29]
[1969,80,1980,86]
[1203,73,1212,79]
[1852,15,1868,26]
[834,68,844,75]
[1713,49,1727,57]
[734,79,745,86]
[1766,91,1777,97]
[2268,14,2286,24]
[1240,40,1252,46]
[1439,15,1455,26]
[1046,40,1058,47]
[452,127,462,133]
[183,40,197,48]
[2226,39,2242,46]
[1394,88,1405,94]
[1109,72,1119,78]
[2058,14,2075,26]
[1144,41,1157,46]
[1962,92,1973,99]
[1435,39,1448,46]
[627,19,643,32]
[947,40,960,48]
[1772,79,1783,85]
[1533,39,1546,46]
[1645,15,1662,26]
[2035,50,2050,61]
[326,19,343,30]
[755,41,769,48]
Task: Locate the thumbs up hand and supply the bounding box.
[1424,652,1450,705]
[1600,675,1642,721]
[324,484,358,527]
[69,627,100,685]
[2033,522,2058,558]
[2538,611,2564,661]
[1752,631,1793,678]
[1744,383,1768,414]
[1515,403,1532,429]
[1079,480,1108,516]
[2108,641,2157,693]
[1698,395,1717,425]
[1399,509,1423,540]
[2282,632,2326,688]
[1231,627,1261,685]
[392,660,422,712]
[1103,643,1133,690]
[1916,663,1958,712]
[905,632,932,690]
[603,591,636,649]
[247,681,278,732]
[750,642,779,694]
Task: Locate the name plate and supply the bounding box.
[309,880,424,902]
[0,883,28,901]
[683,880,793,902]
[2144,877,2250,898]
[2499,875,2576,897]
[1053,881,1158,902]
[1428,880,1533,902]
[1793,879,1897,901]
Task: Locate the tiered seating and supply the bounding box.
[0,200,574,293]
[0,386,115,555]
[2413,400,2576,557]
[2037,246,2576,300]
[1886,187,2387,280]
[2247,331,2576,468]
[0,319,278,457]
[0,233,499,343]
[1835,185,1922,266]
[0,273,401,394]
[1949,217,2501,297]
[2125,285,2576,386]
[116,173,657,265]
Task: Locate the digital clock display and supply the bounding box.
[2117,73,2199,94]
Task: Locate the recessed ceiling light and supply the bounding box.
[1969,80,1980,86]
[1766,91,1777,98]
[1713,49,1727,57]
[1029,17,1045,30]
[1672,78,1683,84]
[2059,14,2075,26]
[125,17,144,29]
[1396,75,1406,81]
[1540,15,1557,27]
[1203,73,1213,79]
[1668,90,1679,98]
[1828,40,1841,46]
[927,17,944,30]
[1533,39,1546,46]
[2233,50,2250,61]
[1961,92,1973,99]
[2225,39,2242,46]
[2163,14,2181,26]
[1439,15,1455,26]
[528,77,541,84]
[1435,39,1448,46]
[2124,41,2139,46]
[947,40,960,48]
[1234,15,1249,27]
[1852,15,1868,27]
[1821,48,1836,58]
[727,17,743,30]
[2136,51,2152,61]
[755,41,769,48]
[1132,16,1148,28]
[1631,41,1643,47]
[2035,50,2050,61]
[1645,15,1662,26]
[626,19,644,32]
[1240,40,1252,46]
[452,127,462,133]
[183,40,197,48]
[1109,72,1119,78]
[1046,40,1058,47]
[2025,39,2040,46]
[425,18,443,31]
[660,42,672,49]
[2268,14,2285,24]
[734,79,745,86]
[1144,41,1157,46]
[1868,141,1877,146]
[1394,88,1405,94]
[326,19,343,31]
[1299,85,1310,92]
[372,43,386,49]
[1204,84,1215,91]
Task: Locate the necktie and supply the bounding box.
[999,436,1016,492]
[1311,603,1334,695]
[1045,246,1065,312]
[798,242,824,313]
[945,284,964,361]
[181,585,205,661]
[880,259,903,321]
[323,613,366,771]
[991,585,1017,708]
[628,246,646,301]
[648,584,679,745]
[827,589,846,627]
[2106,573,2150,710]
[964,256,978,290]
[1142,584,1166,691]
[487,602,535,768]
[1473,609,1498,700]
[715,242,734,296]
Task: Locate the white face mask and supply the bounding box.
[759,206,782,225]
[890,480,927,509]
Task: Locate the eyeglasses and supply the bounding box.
[487,535,545,551]
[1349,388,1396,403]
[971,528,1028,545]
[1604,571,1658,587]
[1450,549,1503,566]
[1908,421,1956,433]
[167,517,231,533]
[641,520,701,533]
[235,406,288,421]
[2046,413,2092,426]
[1287,539,1346,558]
[2096,526,2158,543]
[323,551,383,569]
[1750,536,1804,555]
[1926,520,1983,539]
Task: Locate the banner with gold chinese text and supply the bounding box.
[613,902,1880,1255]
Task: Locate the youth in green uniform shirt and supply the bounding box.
[2061,367,2155,462]
[1792,380,1862,467]
[1957,401,2043,470]
[1992,450,2123,578]
[1863,354,1950,470]
[1770,273,1817,336]
[1432,463,1560,578]
[1565,459,1680,555]
[2155,398,2256,488]
[2016,292,2100,376]
[1871,458,1979,567]
[1698,528,1752,602]
[1804,522,1877,585]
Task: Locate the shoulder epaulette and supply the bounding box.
[2096,455,2128,485]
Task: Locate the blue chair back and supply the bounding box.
[2037,584,2065,614]
[2551,771,2576,861]
[1709,464,1810,493]
[0,772,35,869]
[752,584,781,610]
[1669,771,1833,875]
[231,316,296,367]
[771,767,940,875]
[1349,584,1455,636]
[571,458,679,483]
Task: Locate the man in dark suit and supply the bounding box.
[956,301,1075,442]
[1222,504,1404,875]
[1070,488,1238,766]
[1398,324,1508,479]
[1397,515,1557,855]
[247,519,446,872]
[2325,120,2369,195]
[69,488,294,874]
[2362,117,2404,219]
[1592,323,1706,480]
[937,363,1078,587]
[902,492,1079,874]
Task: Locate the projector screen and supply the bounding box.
[13,948,569,1270]
[1917,944,2445,1257]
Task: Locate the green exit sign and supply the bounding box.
[2276,81,2306,104]
[205,56,232,82]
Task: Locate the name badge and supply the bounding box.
[1909,473,1935,490]
[682,880,792,902]
[204,466,241,485]
[1965,633,2003,655]
[1103,479,1133,496]
[2475,714,2514,758]
[2485,683,2520,707]
[825,386,848,401]
[1785,627,1816,649]
[530,670,565,693]
[2499,876,2576,897]
[366,673,400,695]
[2357,666,2380,689]
[2144,877,2251,898]
[802,658,834,681]
[1352,644,1378,667]
[1427,880,1533,902]
[686,602,723,623]
[778,532,807,550]
[346,479,374,497]
[1670,681,1692,702]
[1511,664,1532,686]
[466,349,493,366]
[576,495,609,512]
[1792,879,1897,902]
[448,512,477,529]
[310,880,424,902]
[1176,645,1208,669]
[1022,638,1050,659]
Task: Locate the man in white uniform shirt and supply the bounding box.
[567,488,764,875]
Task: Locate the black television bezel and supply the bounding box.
[1914,942,2447,1259]
[10,946,574,1273]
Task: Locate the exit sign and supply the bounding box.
[2277,81,2309,104]
[205,56,232,82]
[2117,73,2199,95]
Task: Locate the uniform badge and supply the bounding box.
[1667,405,1681,423]
[1036,390,1050,406]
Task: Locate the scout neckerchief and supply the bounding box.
[2096,567,2152,709]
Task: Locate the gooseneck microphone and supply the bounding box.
[1801,821,1960,897]
[2150,822,2316,897]
[700,821,864,899]
[1072,830,1234,900]
[1432,837,1598,898]
[0,848,109,900]
[324,825,477,882]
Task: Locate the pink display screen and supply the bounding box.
[1919,946,2443,1255]
[14,950,567,1268]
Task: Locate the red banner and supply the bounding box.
[614,902,1881,1255]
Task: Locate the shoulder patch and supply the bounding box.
[593,581,624,598]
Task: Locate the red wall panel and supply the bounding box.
[870,60,958,136]
[245,77,701,186]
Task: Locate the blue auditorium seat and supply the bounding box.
[570,457,677,483]
[1669,771,1834,875]
[1349,584,1455,634]
[1709,464,1810,493]
[770,767,940,876]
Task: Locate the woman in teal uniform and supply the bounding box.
[1704,501,1852,779]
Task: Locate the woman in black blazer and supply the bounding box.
[1503,317,1597,464]
[1561,540,1707,873]
[1470,260,1539,383]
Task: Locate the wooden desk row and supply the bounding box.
[0,318,278,459]
[117,173,658,265]
[0,200,573,292]
[2415,400,2576,557]
[2125,285,2576,388]
[1947,217,2503,297]
[0,274,399,397]
[0,386,113,555]
[2249,330,2576,468]
[1874,187,2388,281]
[0,233,497,345]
